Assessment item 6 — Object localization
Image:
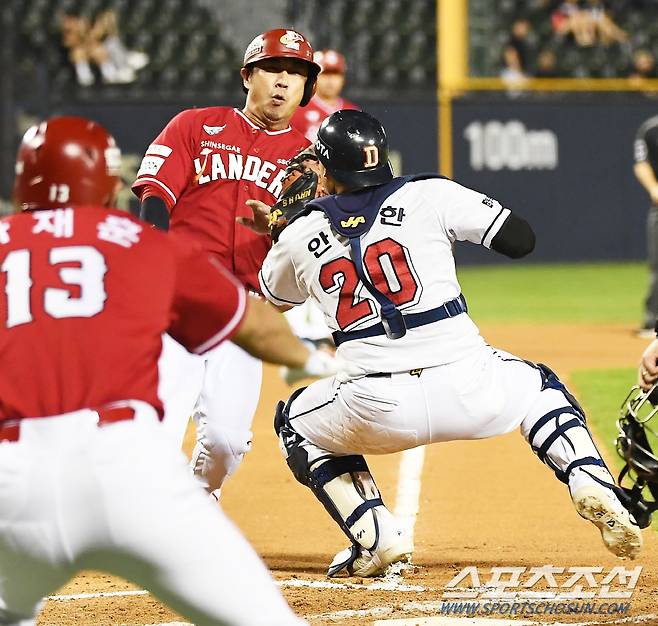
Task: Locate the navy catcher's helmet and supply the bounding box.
[315,110,393,192]
[615,384,658,528]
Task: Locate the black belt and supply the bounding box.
[332,294,467,347]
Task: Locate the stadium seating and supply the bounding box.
[470,0,658,78]
[14,0,437,103]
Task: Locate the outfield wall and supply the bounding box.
[451,94,657,265]
[12,94,656,265]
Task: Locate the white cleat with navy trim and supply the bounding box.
[327,529,414,578]
[573,485,643,559]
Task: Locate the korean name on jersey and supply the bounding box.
[259,178,511,377]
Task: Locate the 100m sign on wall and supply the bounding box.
[463,120,558,171]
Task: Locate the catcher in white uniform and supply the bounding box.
[251,110,644,577]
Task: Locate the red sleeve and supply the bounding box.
[343,99,361,111]
[131,110,196,208]
[167,235,247,354]
[289,108,308,137]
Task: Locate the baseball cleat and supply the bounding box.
[573,485,643,559]
[327,531,414,577]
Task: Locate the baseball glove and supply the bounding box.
[269,148,327,243]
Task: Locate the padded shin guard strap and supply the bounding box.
[537,363,586,417]
[525,368,612,486]
[345,498,385,528]
[275,393,384,551]
[527,406,582,447]
[313,455,369,485]
[309,456,383,551]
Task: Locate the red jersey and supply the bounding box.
[0,206,246,421]
[290,95,360,142]
[132,107,310,292]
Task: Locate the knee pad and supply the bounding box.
[537,363,586,418]
[523,363,612,488]
[275,393,384,552]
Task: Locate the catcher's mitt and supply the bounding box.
[269,148,327,242]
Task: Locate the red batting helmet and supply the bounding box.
[242,28,321,106]
[314,49,346,74]
[13,116,121,211]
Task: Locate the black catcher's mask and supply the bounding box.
[615,384,658,528]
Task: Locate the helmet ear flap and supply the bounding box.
[300,66,319,107]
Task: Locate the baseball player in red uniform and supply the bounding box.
[290,49,360,142]
[0,116,328,625]
[132,29,322,495]
[285,49,360,357]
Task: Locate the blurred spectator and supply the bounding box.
[92,11,149,82]
[60,14,96,86]
[60,11,148,86]
[586,0,628,47]
[535,49,559,78]
[552,0,594,46]
[290,49,359,142]
[628,49,657,80]
[552,0,627,47]
[633,113,658,335]
[506,18,536,73]
[500,43,528,85]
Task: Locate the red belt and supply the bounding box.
[0,405,136,443]
[0,421,19,443]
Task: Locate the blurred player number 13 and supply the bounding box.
[1,246,107,327]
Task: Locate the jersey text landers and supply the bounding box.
[132,107,310,291]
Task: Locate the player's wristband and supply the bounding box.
[140,195,170,231]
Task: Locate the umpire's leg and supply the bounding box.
[644,203,658,329]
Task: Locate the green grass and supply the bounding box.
[457,262,646,324]
[571,367,658,530]
[571,367,636,464]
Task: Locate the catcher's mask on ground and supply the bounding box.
[13,116,122,211]
[241,29,321,107]
[615,383,658,528]
[315,109,393,193]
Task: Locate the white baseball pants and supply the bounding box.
[158,334,262,493]
[0,403,305,626]
[288,344,609,496]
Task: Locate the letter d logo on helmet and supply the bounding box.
[363,146,379,168]
[316,110,394,192]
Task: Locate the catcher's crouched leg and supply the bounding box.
[521,363,642,558]
[274,391,412,577]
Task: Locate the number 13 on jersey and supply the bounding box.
[1,246,108,328]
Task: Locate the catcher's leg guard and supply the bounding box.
[522,364,642,558]
[274,396,403,575]
[522,363,613,489]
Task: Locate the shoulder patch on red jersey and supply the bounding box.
[202,124,227,136]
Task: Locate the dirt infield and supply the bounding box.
[38,323,658,625]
